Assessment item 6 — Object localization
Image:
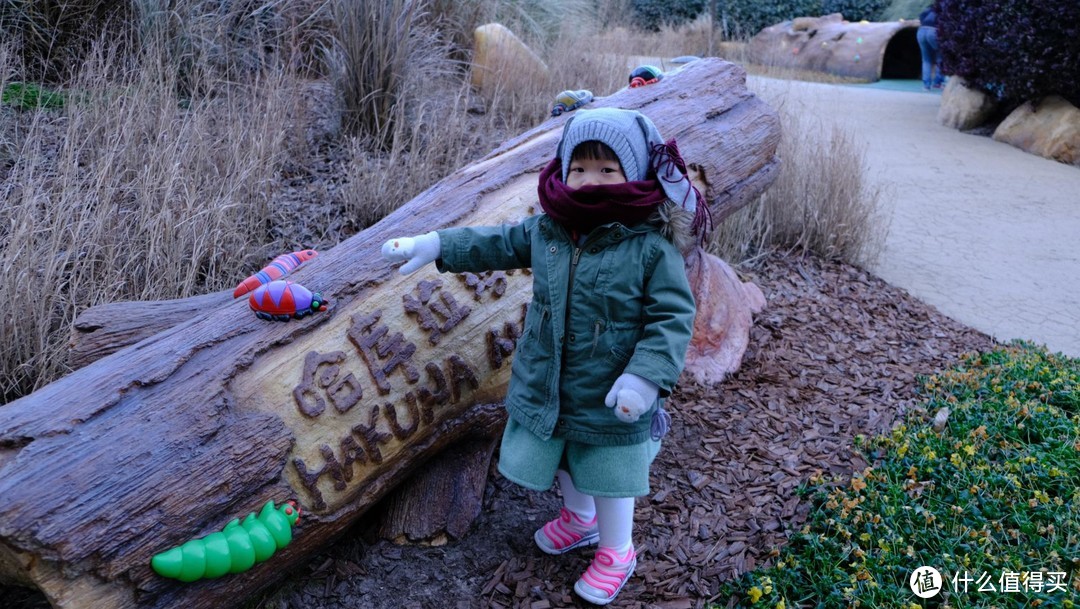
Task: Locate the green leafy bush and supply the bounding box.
[631,0,706,30]
[713,0,895,38]
[716,0,822,38]
[937,0,1080,107]
[878,0,928,21]
[823,0,893,22]
[1,82,65,110]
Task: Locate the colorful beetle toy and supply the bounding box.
[151,500,301,582]
[233,249,319,298]
[248,279,328,322]
[628,65,663,88]
[551,89,594,117]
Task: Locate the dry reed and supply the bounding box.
[708,95,890,267]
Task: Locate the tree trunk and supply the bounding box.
[0,58,779,609]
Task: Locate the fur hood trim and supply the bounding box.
[650,200,696,255]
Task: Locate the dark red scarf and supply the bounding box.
[536,158,667,236]
[537,141,711,239]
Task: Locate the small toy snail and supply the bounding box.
[628,65,663,88]
[551,89,593,116]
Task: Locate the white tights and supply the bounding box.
[556,469,634,553]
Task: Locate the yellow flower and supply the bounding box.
[776,601,786,609]
[851,477,867,492]
[749,586,763,603]
[964,444,976,456]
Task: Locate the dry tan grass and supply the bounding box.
[708,96,890,267]
[0,39,305,399]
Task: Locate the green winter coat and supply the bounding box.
[436,211,695,446]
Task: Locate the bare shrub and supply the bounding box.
[341,80,505,231]
[0,0,128,80]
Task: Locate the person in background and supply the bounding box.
[918,5,945,90]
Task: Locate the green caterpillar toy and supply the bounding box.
[151,500,301,582]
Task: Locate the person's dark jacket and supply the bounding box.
[919,7,938,27]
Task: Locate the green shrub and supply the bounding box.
[937,0,1080,107]
[631,0,707,31]
[822,0,892,22]
[714,0,893,38]
[716,0,825,39]
[1,82,65,110]
[878,0,928,21]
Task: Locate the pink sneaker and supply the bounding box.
[573,546,636,605]
[533,508,599,555]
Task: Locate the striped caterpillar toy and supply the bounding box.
[233,250,318,298]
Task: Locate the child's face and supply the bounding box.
[566,157,626,189]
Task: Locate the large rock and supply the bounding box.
[937,77,998,131]
[470,23,549,97]
[993,95,1080,166]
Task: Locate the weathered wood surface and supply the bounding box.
[0,57,780,609]
[748,13,921,81]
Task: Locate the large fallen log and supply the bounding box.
[0,57,780,609]
[747,13,921,82]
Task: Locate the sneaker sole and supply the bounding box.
[533,529,600,555]
[573,557,636,605]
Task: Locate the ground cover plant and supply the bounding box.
[719,342,1080,607]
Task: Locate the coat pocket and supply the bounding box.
[526,304,549,339]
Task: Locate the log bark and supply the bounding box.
[373,435,502,545]
[0,57,779,609]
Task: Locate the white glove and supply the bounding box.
[381,231,441,275]
[604,373,659,423]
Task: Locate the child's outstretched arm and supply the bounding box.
[381,231,441,275]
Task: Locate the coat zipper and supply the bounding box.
[563,246,583,351]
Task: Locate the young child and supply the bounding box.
[381,108,704,605]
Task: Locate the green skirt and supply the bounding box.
[497,417,661,498]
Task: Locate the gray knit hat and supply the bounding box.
[556,107,697,213]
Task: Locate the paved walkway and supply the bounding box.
[746,76,1080,357]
